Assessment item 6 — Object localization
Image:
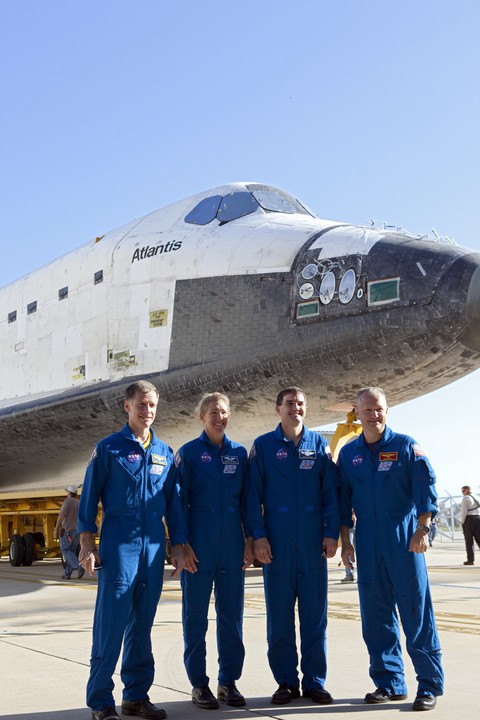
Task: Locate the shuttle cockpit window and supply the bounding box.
[185,192,258,225]
[248,186,315,217]
[184,185,316,226]
[184,195,222,225]
[217,192,258,223]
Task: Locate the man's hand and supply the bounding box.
[409,529,429,554]
[242,536,254,569]
[254,537,273,564]
[181,543,199,574]
[341,541,356,569]
[322,537,338,559]
[170,543,198,578]
[78,531,100,577]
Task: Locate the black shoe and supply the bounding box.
[60,574,72,580]
[413,694,436,711]
[365,688,408,704]
[192,686,220,710]
[78,567,85,579]
[121,698,167,719]
[303,687,333,704]
[271,684,301,705]
[464,560,474,565]
[92,708,120,720]
[217,683,246,707]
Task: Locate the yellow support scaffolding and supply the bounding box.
[329,409,363,461]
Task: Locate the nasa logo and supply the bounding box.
[200,452,212,463]
[127,452,141,463]
[276,448,288,460]
[352,455,363,466]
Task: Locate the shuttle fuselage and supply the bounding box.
[1,182,479,492]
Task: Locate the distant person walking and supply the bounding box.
[460,485,480,565]
[341,511,356,583]
[53,485,84,580]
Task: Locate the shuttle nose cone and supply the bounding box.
[460,262,480,351]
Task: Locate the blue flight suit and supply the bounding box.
[338,426,444,698]
[175,431,248,688]
[246,424,340,691]
[78,424,186,711]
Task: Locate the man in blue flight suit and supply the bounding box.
[175,392,253,710]
[338,387,444,712]
[246,386,339,706]
[78,380,193,720]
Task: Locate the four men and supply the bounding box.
[76,380,446,718]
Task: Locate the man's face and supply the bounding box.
[201,399,230,440]
[356,391,388,438]
[275,392,306,427]
[124,390,158,437]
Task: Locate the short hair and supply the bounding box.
[462,485,471,493]
[125,380,159,400]
[276,386,306,406]
[355,386,387,405]
[196,391,230,418]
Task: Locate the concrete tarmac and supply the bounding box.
[0,538,478,720]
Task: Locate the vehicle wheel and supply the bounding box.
[22,532,36,566]
[9,535,25,567]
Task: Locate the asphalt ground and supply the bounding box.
[0,538,478,720]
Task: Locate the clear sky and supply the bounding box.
[1,1,479,496]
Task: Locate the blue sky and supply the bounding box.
[1,1,479,495]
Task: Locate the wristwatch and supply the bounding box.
[416,524,430,535]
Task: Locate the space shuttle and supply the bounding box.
[1,181,480,493]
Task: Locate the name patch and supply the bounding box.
[222,455,239,464]
[299,459,315,470]
[152,454,167,465]
[379,452,398,462]
[150,465,164,476]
